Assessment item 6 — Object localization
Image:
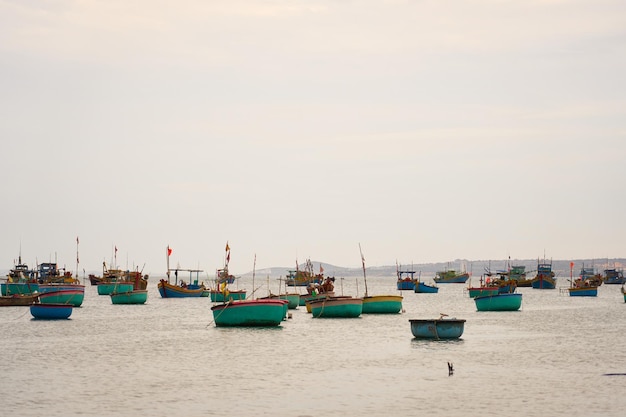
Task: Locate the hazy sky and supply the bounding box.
[2,1,625,276]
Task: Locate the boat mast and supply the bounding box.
[166,245,171,282]
[75,236,80,282]
[359,243,367,297]
[252,253,257,300]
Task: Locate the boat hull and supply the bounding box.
[409,318,466,339]
[474,293,522,311]
[397,280,416,291]
[98,283,134,295]
[30,303,73,319]
[415,282,439,293]
[209,290,247,302]
[1,282,39,296]
[37,289,84,307]
[158,280,205,298]
[211,300,286,327]
[531,277,556,289]
[361,295,403,314]
[308,297,363,318]
[111,290,148,304]
[0,294,39,306]
[568,287,598,297]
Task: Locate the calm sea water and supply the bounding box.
[1,276,625,417]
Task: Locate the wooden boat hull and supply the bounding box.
[474,293,522,311]
[568,287,598,297]
[468,287,499,298]
[0,294,39,306]
[1,282,39,296]
[211,299,286,327]
[98,283,134,295]
[158,280,205,298]
[37,289,84,307]
[415,282,439,293]
[397,280,416,291]
[209,290,247,302]
[361,295,403,314]
[111,290,148,304]
[30,303,73,319]
[409,318,466,339]
[308,297,363,318]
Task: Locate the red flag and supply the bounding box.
[167,246,172,257]
[225,241,230,252]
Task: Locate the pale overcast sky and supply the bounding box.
[1,1,625,276]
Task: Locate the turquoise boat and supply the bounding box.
[37,289,84,307]
[111,289,148,304]
[409,316,466,339]
[308,296,363,318]
[474,293,522,311]
[30,303,73,319]
[211,299,286,327]
[3,255,38,295]
[209,289,247,302]
[622,286,626,302]
[98,282,134,295]
[261,293,300,309]
[361,295,403,314]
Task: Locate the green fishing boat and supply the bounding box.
[111,289,148,304]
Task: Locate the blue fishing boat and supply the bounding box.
[29,303,73,319]
[409,315,466,339]
[568,286,598,297]
[396,270,417,291]
[414,281,439,293]
[566,262,598,297]
[603,268,625,285]
[159,248,207,298]
[474,293,522,311]
[531,259,556,289]
[211,299,287,327]
[308,296,363,318]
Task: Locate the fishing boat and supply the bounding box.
[285,259,324,287]
[509,265,532,287]
[358,245,403,314]
[308,296,363,318]
[158,246,207,298]
[433,269,469,284]
[603,268,625,285]
[37,288,85,306]
[474,293,522,311]
[211,299,286,327]
[208,288,247,302]
[37,262,85,306]
[531,258,556,289]
[414,281,439,294]
[579,264,602,287]
[396,269,417,291]
[467,275,499,298]
[409,314,466,339]
[0,294,39,307]
[2,254,39,296]
[567,262,598,297]
[111,289,148,304]
[29,303,73,319]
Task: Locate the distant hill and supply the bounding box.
[240,258,626,279]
